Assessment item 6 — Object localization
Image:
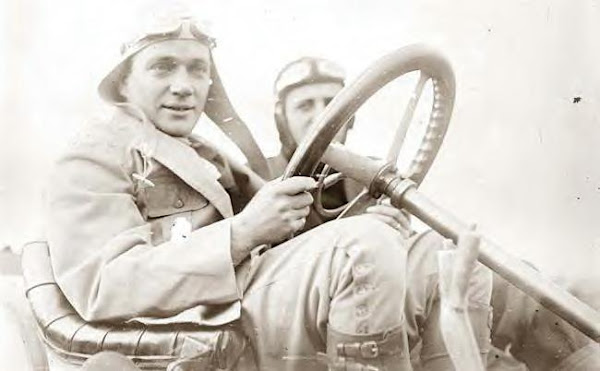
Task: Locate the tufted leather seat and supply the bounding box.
[21,241,247,370]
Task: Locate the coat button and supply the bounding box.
[174,199,184,208]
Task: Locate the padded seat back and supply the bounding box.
[21,241,246,370]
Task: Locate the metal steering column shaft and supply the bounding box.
[365,160,600,343]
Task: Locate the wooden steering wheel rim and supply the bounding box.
[282,44,455,187]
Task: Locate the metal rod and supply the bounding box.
[401,186,600,343]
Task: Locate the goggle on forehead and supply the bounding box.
[275,59,346,98]
[121,17,216,56]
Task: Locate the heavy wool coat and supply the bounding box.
[45,106,263,324]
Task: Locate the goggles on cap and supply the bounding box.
[121,16,216,57]
[274,57,346,99]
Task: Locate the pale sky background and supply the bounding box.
[1,0,600,278]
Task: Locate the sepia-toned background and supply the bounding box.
[1,0,599,278]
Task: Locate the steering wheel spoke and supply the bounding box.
[386,71,430,163]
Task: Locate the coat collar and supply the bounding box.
[115,105,234,218]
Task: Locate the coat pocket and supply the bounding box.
[142,175,209,218]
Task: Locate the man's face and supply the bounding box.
[283,82,345,145]
[120,39,211,137]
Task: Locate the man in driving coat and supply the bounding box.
[44,16,492,370]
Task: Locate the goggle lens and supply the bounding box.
[122,16,215,55]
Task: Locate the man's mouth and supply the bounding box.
[162,104,195,112]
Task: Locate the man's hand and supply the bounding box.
[230,177,316,264]
[365,198,412,238]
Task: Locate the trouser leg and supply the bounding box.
[240,216,412,371]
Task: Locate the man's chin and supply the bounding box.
[155,118,198,137]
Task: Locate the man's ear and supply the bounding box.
[274,101,285,123]
[118,79,129,101]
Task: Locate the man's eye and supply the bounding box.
[150,61,176,73]
[189,64,209,76]
[297,101,314,112]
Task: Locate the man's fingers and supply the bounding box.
[290,217,307,232]
[275,177,318,195]
[289,206,311,219]
[287,192,314,209]
[366,205,397,217]
[285,207,310,233]
[366,205,411,229]
[377,197,392,206]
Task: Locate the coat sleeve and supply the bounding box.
[45,129,241,322]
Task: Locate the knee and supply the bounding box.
[332,216,408,292]
[328,218,409,334]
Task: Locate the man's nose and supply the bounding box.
[314,99,328,114]
[169,70,193,97]
[307,100,328,126]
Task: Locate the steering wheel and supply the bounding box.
[282,44,455,217]
[279,45,600,343]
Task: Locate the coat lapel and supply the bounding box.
[115,106,235,218]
